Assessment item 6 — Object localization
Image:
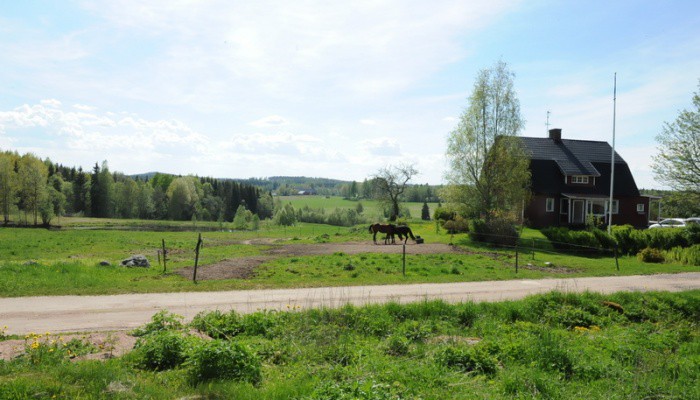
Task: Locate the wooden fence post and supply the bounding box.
[614,244,620,271]
[402,244,406,277]
[193,233,203,283]
[161,239,167,273]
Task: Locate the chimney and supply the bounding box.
[549,128,562,142]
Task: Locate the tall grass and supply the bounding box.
[1,290,698,399]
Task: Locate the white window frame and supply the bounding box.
[607,199,619,215]
[546,198,555,213]
[637,203,645,213]
[572,175,589,184]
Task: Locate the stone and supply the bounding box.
[120,255,150,268]
[99,260,111,266]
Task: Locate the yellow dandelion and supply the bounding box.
[31,342,40,349]
[49,348,54,353]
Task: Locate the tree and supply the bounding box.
[421,202,431,221]
[167,176,201,221]
[0,153,19,224]
[90,161,115,218]
[371,163,418,221]
[18,154,49,225]
[444,60,530,221]
[652,81,700,194]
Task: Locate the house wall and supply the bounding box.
[525,195,650,229]
[525,195,561,228]
[615,196,650,228]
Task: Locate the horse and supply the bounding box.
[369,223,396,244]
[394,225,416,244]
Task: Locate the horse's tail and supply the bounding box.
[369,224,374,233]
[406,227,416,240]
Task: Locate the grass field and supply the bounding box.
[1,220,698,297]
[1,290,698,399]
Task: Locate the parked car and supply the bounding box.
[684,217,700,225]
[649,218,686,229]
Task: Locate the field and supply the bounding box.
[1,218,699,297]
[0,291,698,399]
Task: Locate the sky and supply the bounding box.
[1,0,699,188]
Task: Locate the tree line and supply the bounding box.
[0,151,272,226]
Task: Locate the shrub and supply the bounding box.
[637,247,665,263]
[190,310,243,339]
[435,344,499,376]
[131,330,195,371]
[186,339,261,384]
[665,244,700,266]
[131,310,184,337]
[443,216,469,234]
[541,227,600,252]
[433,206,456,222]
[469,218,518,246]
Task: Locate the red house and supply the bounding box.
[521,129,650,229]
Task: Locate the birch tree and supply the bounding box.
[444,60,530,220]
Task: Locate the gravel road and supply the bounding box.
[1,272,698,335]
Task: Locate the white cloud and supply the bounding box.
[362,137,401,156]
[359,119,377,126]
[249,115,290,128]
[73,104,96,111]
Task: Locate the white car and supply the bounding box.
[684,217,700,225]
[648,218,686,229]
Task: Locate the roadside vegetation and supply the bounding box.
[1,290,698,399]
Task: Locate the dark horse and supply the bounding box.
[369,223,396,244]
[394,225,416,244]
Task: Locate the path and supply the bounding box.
[1,272,698,336]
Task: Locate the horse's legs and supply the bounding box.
[373,230,377,244]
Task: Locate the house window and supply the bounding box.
[560,198,568,215]
[546,198,555,212]
[607,199,619,214]
[637,204,645,213]
[572,176,589,184]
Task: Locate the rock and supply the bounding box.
[99,260,111,266]
[120,255,150,268]
[24,260,38,266]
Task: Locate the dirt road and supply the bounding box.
[2,272,698,335]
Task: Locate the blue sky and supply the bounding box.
[1,0,699,188]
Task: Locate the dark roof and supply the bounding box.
[521,136,640,197]
[520,137,625,175]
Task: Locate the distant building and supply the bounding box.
[520,129,651,228]
[297,189,317,195]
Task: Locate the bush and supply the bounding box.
[433,206,456,222]
[443,215,469,234]
[186,339,261,384]
[469,218,518,246]
[665,244,700,266]
[190,310,243,339]
[382,334,410,357]
[131,330,195,371]
[131,311,185,337]
[435,344,499,376]
[637,247,665,263]
[541,227,600,251]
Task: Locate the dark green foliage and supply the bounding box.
[382,334,411,356]
[433,206,455,222]
[637,247,665,263]
[611,224,700,255]
[421,202,431,220]
[185,339,261,384]
[435,343,499,376]
[190,309,244,339]
[469,218,518,246]
[130,330,194,371]
[540,227,601,251]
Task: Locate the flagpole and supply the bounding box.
[608,73,617,234]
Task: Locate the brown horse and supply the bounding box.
[369,223,396,244]
[394,225,416,244]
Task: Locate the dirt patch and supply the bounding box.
[174,241,466,281]
[0,331,137,361]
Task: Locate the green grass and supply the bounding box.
[279,195,439,221]
[1,222,698,297]
[1,290,698,399]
